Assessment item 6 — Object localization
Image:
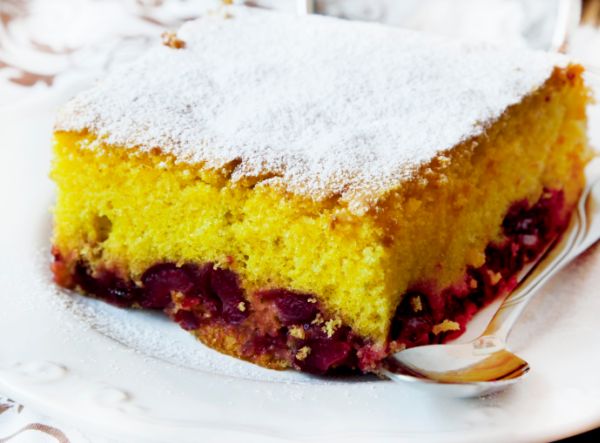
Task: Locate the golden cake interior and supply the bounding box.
[51,65,591,349]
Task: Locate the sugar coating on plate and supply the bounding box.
[55,6,565,213]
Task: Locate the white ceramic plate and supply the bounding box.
[1,88,600,443]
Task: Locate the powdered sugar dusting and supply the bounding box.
[55,6,565,213]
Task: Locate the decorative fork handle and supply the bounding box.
[482,163,600,343]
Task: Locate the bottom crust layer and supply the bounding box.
[52,189,568,374]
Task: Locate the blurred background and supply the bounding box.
[1,0,599,108]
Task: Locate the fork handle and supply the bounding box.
[483,169,600,342]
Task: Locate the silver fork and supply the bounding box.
[381,159,600,397]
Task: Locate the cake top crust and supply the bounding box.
[55,6,564,214]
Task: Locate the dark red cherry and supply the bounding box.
[173,310,201,331]
[261,290,318,325]
[210,268,249,324]
[295,339,352,374]
[141,263,194,309]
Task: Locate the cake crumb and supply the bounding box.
[237,302,246,312]
[390,342,407,353]
[224,335,237,348]
[289,325,305,339]
[295,346,311,361]
[307,297,317,304]
[410,296,423,312]
[171,291,185,303]
[322,317,342,338]
[469,278,478,289]
[311,313,324,325]
[487,270,503,285]
[161,31,186,49]
[432,319,461,335]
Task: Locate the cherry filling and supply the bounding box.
[390,189,566,347]
[55,188,567,374]
[210,268,250,324]
[72,262,139,309]
[141,263,193,309]
[260,289,319,325]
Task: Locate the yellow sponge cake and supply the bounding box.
[50,7,591,373]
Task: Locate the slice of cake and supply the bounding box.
[50,7,591,374]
